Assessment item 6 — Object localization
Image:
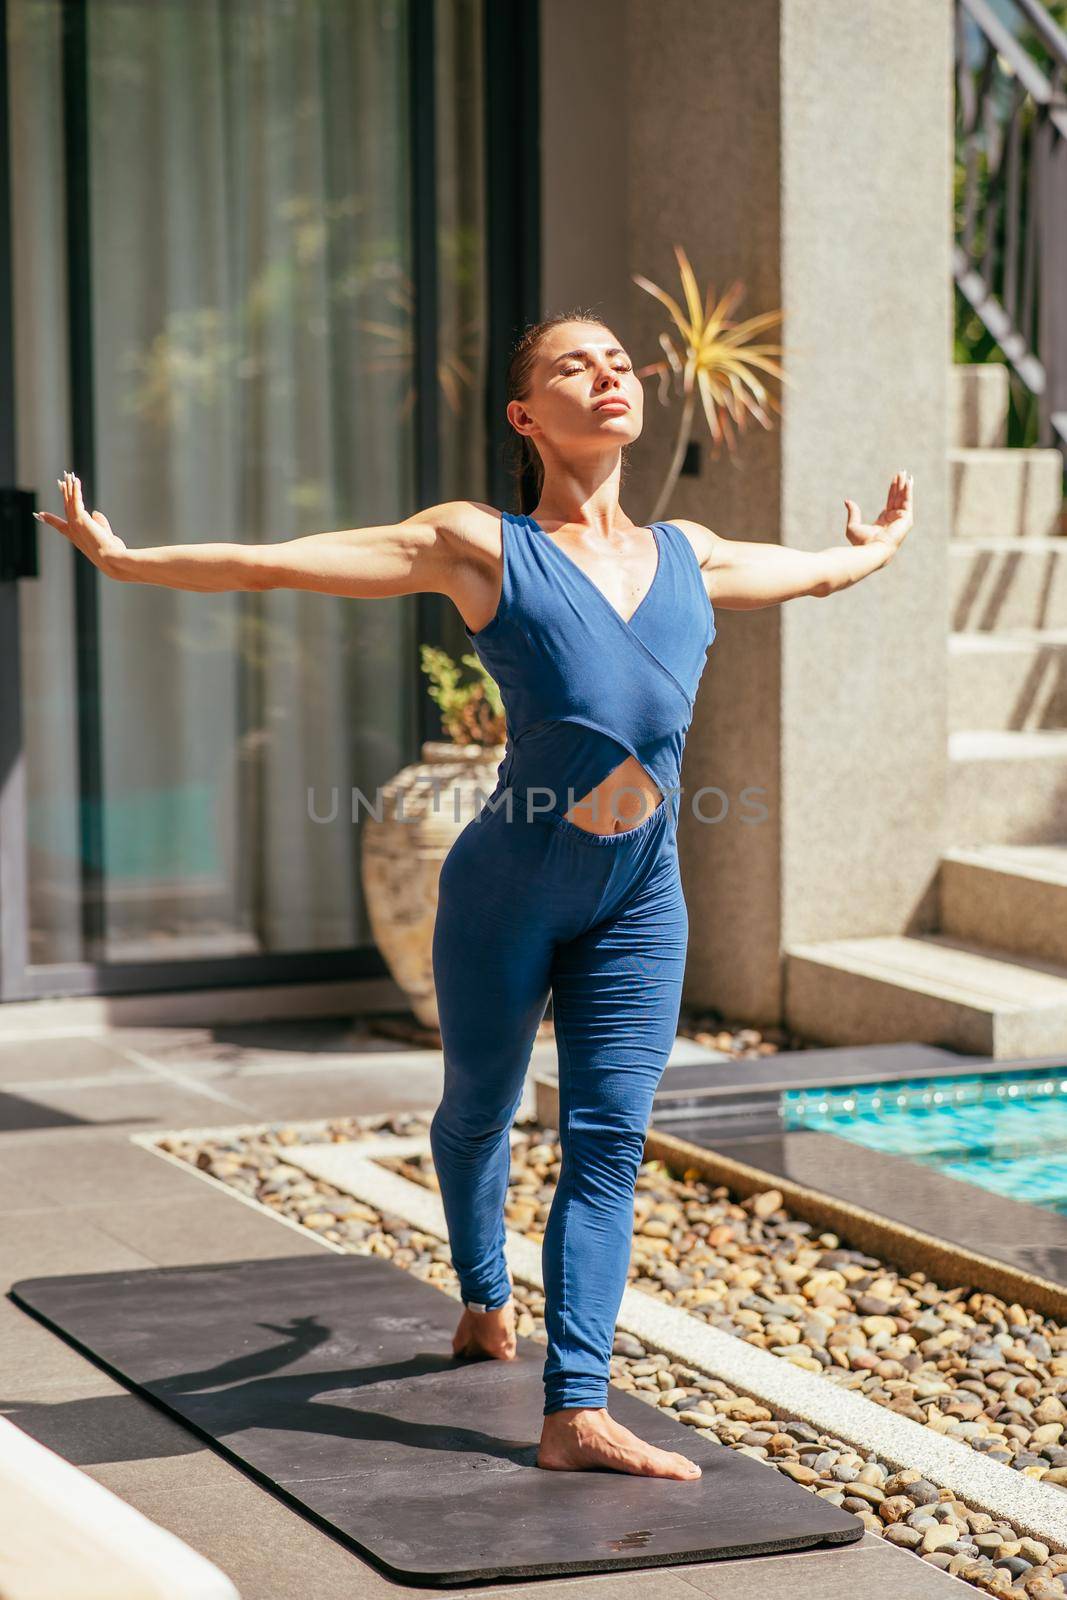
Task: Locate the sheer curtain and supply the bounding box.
[11,0,436,964]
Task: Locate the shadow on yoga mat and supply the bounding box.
[10,1252,862,1586]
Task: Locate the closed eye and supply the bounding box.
[561,362,632,376]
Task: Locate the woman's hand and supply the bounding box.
[843,471,914,555]
[33,471,128,575]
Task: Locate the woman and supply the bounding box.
[39,311,913,1483]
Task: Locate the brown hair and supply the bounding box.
[504,308,631,514]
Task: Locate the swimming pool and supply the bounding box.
[782,1066,1067,1216]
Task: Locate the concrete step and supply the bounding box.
[950,447,1064,540]
[951,362,1010,448]
[785,932,1067,1057]
[948,727,1067,846]
[952,540,1067,633]
[948,627,1067,731]
[939,842,1067,966]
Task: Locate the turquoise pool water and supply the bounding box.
[782,1067,1067,1216]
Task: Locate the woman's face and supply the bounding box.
[509,321,644,461]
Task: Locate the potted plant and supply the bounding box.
[360,646,506,1029]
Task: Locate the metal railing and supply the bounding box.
[955,0,1067,465]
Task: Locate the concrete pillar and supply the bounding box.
[541,0,953,1025]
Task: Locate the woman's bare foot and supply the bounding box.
[451,1297,518,1361]
[537,1407,702,1478]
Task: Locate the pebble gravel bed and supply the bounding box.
[159,1111,1067,1598]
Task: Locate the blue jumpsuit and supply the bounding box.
[429,509,716,1415]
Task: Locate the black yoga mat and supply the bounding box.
[11,1252,863,1586]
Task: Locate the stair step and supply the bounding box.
[940,842,1067,966]
[951,538,1067,633]
[948,727,1067,846]
[785,932,1067,1058]
[951,363,1010,448]
[950,447,1064,540]
[948,628,1067,731]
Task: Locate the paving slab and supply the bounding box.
[0,1158,56,1211]
[10,1252,862,1585]
[82,1194,331,1267]
[0,1034,139,1085]
[658,1041,1060,1096]
[0,1057,447,1133]
[0,1381,211,1470]
[0,1209,158,1281]
[0,1089,94,1131]
[86,1471,406,1600]
[2,1077,264,1128]
[468,1572,725,1600]
[0,1131,233,1206]
[0,1295,135,1391]
[206,1071,444,1126]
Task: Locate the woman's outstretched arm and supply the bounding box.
[35,471,484,602]
[681,471,914,609]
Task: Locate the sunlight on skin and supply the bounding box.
[451,1298,702,1478]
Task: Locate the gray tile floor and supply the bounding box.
[0,1019,971,1599]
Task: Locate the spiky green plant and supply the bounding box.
[634,244,790,521]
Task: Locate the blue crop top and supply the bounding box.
[463,511,716,823]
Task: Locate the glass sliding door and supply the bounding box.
[0,0,519,998]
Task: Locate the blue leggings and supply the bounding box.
[429,792,687,1414]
